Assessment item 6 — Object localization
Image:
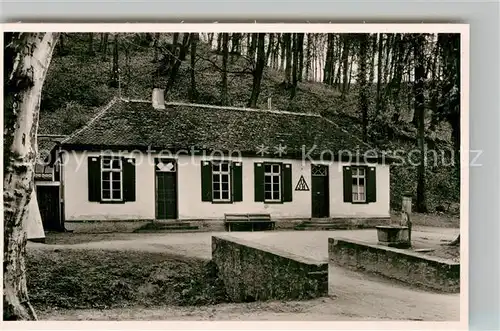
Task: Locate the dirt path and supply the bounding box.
[32,228,460,321]
[32,227,459,262]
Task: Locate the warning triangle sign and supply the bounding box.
[295,175,309,191]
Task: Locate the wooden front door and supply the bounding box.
[155,159,178,219]
[311,164,330,218]
[36,185,62,231]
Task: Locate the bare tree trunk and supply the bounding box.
[335,38,343,88]
[347,58,354,92]
[153,33,160,63]
[217,33,222,53]
[221,33,229,105]
[284,33,292,87]
[248,33,258,63]
[280,33,286,70]
[88,33,95,55]
[208,33,214,48]
[265,33,273,66]
[414,34,428,213]
[123,43,131,95]
[375,33,384,117]
[56,33,66,56]
[273,33,281,69]
[383,34,392,84]
[4,32,59,321]
[231,33,241,54]
[359,34,369,142]
[323,33,334,84]
[341,34,350,95]
[165,33,191,94]
[369,33,377,84]
[101,33,109,60]
[291,33,298,99]
[109,33,120,88]
[305,33,312,81]
[297,33,305,82]
[248,33,266,108]
[189,33,198,102]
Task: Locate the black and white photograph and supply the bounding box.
[3,24,467,325]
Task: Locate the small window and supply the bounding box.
[212,161,231,202]
[264,163,281,202]
[101,156,123,202]
[352,167,366,202]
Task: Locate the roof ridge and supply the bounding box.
[37,134,68,138]
[165,101,322,118]
[123,99,321,118]
[61,97,120,144]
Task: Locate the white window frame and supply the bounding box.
[352,167,366,203]
[264,163,282,202]
[101,156,123,202]
[212,161,231,202]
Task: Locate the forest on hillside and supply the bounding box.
[38,32,461,213]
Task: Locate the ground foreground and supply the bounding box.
[30,227,460,321]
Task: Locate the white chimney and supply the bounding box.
[152,88,165,110]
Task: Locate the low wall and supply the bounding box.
[64,220,152,233]
[328,238,460,293]
[64,219,305,233]
[212,236,328,302]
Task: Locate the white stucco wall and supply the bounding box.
[328,162,391,218]
[62,151,390,221]
[63,151,156,221]
[177,155,312,219]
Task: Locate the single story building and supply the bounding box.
[48,89,391,231]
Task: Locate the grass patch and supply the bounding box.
[27,248,228,310]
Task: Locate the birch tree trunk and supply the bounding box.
[4,32,59,321]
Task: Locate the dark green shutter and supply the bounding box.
[123,157,136,202]
[366,166,377,203]
[201,161,212,201]
[232,162,243,202]
[343,166,352,203]
[282,163,293,202]
[88,156,101,202]
[254,163,264,202]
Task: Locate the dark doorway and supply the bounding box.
[311,164,330,218]
[155,159,178,219]
[36,185,62,231]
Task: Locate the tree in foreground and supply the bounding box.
[4,32,59,320]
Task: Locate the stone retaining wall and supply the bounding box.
[212,235,328,302]
[328,237,460,293]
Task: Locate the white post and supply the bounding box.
[401,196,412,245]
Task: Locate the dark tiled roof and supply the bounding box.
[35,135,67,180]
[61,98,375,158]
[38,134,67,154]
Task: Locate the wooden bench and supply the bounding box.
[224,213,275,232]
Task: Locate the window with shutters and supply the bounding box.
[264,163,281,202]
[212,162,231,202]
[351,167,366,203]
[101,156,123,201]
